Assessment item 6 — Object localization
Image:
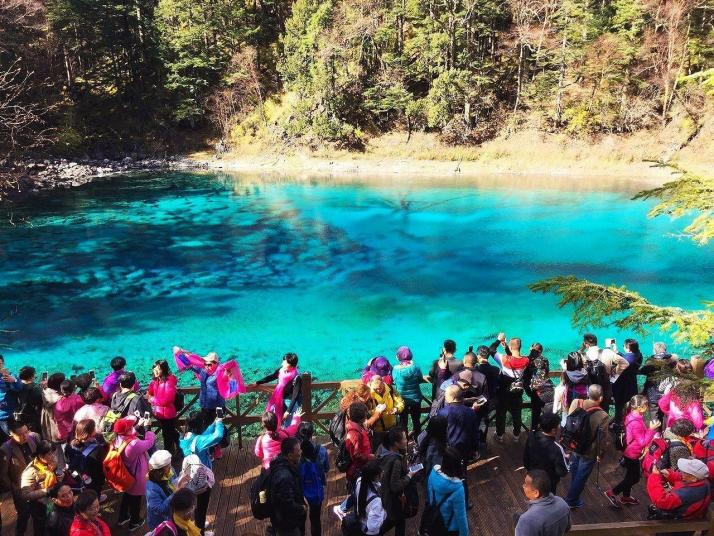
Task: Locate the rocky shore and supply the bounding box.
[0,156,207,201]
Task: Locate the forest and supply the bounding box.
[1,0,713,155]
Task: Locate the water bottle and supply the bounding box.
[259,490,267,504]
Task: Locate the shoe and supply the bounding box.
[568,500,584,509]
[494,434,504,443]
[512,434,520,443]
[214,446,223,460]
[117,518,130,527]
[604,490,622,509]
[128,519,145,531]
[333,505,346,521]
[620,495,640,506]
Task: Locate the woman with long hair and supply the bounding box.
[417,415,448,480]
[65,418,108,497]
[605,395,659,508]
[554,352,589,425]
[353,460,386,535]
[613,339,643,426]
[148,359,180,456]
[255,353,302,428]
[254,408,303,470]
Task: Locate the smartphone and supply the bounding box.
[216,407,224,419]
[89,370,95,379]
[41,371,48,382]
[475,395,487,405]
[408,463,424,473]
[143,411,150,420]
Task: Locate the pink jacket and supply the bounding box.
[623,411,657,459]
[658,390,704,430]
[54,394,85,441]
[148,375,178,420]
[254,416,302,470]
[116,431,156,496]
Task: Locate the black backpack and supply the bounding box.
[419,489,455,536]
[250,469,273,520]
[329,409,347,447]
[174,391,185,413]
[341,495,377,536]
[585,350,608,386]
[562,405,601,454]
[335,439,352,473]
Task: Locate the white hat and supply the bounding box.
[149,450,172,470]
[677,458,709,480]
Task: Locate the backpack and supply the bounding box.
[692,439,714,482]
[300,459,324,505]
[68,443,100,477]
[641,437,682,477]
[151,520,177,536]
[419,489,455,536]
[250,468,273,520]
[567,382,589,404]
[102,440,135,492]
[335,438,352,473]
[174,391,185,413]
[562,405,601,454]
[395,479,420,519]
[585,350,608,386]
[329,409,347,447]
[341,495,377,536]
[103,392,139,433]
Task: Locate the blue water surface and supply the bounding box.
[1,172,711,384]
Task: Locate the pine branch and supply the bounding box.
[529,276,714,351]
[634,162,714,244]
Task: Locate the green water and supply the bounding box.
[0,172,710,385]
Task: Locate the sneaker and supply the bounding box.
[512,434,520,443]
[620,495,640,506]
[128,519,145,531]
[568,500,584,509]
[332,505,346,521]
[494,434,504,443]
[604,490,622,509]
[117,518,130,527]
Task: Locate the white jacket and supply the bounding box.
[354,478,387,535]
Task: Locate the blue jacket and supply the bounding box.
[427,468,468,536]
[0,376,22,421]
[180,421,225,469]
[392,363,424,403]
[437,402,479,458]
[146,479,174,530]
[188,367,224,410]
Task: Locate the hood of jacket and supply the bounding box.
[566,369,588,383]
[376,444,400,461]
[429,466,463,495]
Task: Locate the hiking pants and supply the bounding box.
[399,399,422,437]
[195,487,212,533]
[158,417,180,456]
[496,390,523,437]
[308,501,322,536]
[613,456,641,497]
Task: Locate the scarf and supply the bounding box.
[266,366,298,428]
[33,458,57,490]
[174,514,201,536]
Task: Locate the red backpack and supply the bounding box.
[692,439,714,482]
[641,437,688,478]
[102,440,135,492]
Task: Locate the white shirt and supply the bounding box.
[585,346,629,382]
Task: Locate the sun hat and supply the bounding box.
[396,346,412,362]
[149,450,173,470]
[677,458,709,480]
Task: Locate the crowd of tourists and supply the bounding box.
[0,331,712,536]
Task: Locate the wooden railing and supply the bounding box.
[166,370,566,446]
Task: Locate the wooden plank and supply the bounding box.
[568,519,711,535]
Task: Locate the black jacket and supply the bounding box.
[46,503,75,536]
[16,383,43,434]
[523,431,569,489]
[427,357,463,400]
[269,455,306,530]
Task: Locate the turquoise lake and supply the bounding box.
[1,172,712,386]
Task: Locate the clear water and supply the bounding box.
[1,172,711,385]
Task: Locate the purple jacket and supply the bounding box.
[101,371,140,399]
[623,411,657,460]
[115,431,156,496]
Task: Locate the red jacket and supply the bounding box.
[647,471,711,519]
[148,375,178,420]
[345,421,373,483]
[70,515,111,536]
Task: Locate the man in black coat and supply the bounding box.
[523,412,569,494]
[269,437,306,536]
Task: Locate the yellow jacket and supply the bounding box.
[369,384,405,432]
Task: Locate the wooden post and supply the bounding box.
[302,373,313,422]
[236,393,243,449]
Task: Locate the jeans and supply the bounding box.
[613,456,641,497]
[399,399,422,437]
[565,453,596,506]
